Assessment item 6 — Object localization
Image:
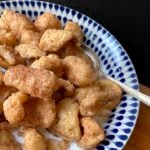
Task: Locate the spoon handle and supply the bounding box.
[105,75,150,106]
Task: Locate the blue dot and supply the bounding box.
[84,28,88,33]
[104,125,109,129]
[21,10,26,15]
[102,140,110,146]
[54,5,58,10]
[120,78,126,82]
[37,1,41,7]
[131,79,137,83]
[115,122,122,126]
[34,11,38,17]
[43,3,47,8]
[88,19,92,24]
[112,128,118,133]
[110,114,115,118]
[115,141,123,147]
[77,13,82,19]
[131,97,137,101]
[31,1,35,7]
[131,102,138,107]
[19,1,23,6]
[12,1,17,7]
[58,15,61,20]
[40,11,44,15]
[66,8,70,14]
[101,43,106,48]
[107,135,115,140]
[119,109,126,114]
[106,64,111,69]
[130,73,136,78]
[102,29,106,34]
[98,26,102,31]
[83,16,87,21]
[86,39,91,45]
[111,74,115,78]
[49,3,52,9]
[133,84,139,89]
[123,56,128,61]
[126,61,131,66]
[98,51,102,56]
[104,60,108,65]
[126,122,134,127]
[110,148,117,150]
[6,2,10,7]
[108,69,113,75]
[91,43,94,48]
[128,67,133,72]
[116,116,124,120]
[71,10,76,16]
[119,135,128,140]
[120,51,125,56]
[28,10,32,17]
[63,17,67,23]
[95,47,98,52]
[98,38,102,44]
[121,96,127,101]
[25,1,29,6]
[123,128,131,134]
[60,6,64,11]
[80,25,83,29]
[118,72,124,78]
[120,103,127,107]
[128,115,136,121]
[108,119,112,123]
[130,109,137,114]
[97,145,104,150]
[101,55,105,60]
[115,67,122,72]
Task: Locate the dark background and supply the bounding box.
[46,0,150,86]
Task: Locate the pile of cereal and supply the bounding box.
[0,9,122,150]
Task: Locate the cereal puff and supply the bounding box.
[64,21,83,46]
[39,29,74,52]
[22,128,47,150]
[50,98,81,141]
[34,12,62,33]
[63,56,97,86]
[4,65,59,98]
[15,44,46,59]
[78,117,105,149]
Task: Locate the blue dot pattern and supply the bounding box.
[0,1,140,150]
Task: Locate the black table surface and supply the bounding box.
[0,0,150,86]
[47,0,150,86]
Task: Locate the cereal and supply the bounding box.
[50,98,81,141]
[15,44,46,59]
[20,29,41,45]
[34,12,62,32]
[0,29,16,47]
[0,45,24,66]
[63,56,97,86]
[4,65,59,98]
[78,117,105,149]
[23,128,47,150]
[39,29,74,52]
[65,21,83,46]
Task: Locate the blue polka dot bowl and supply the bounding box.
[0,0,140,150]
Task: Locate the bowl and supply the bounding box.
[0,0,140,150]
